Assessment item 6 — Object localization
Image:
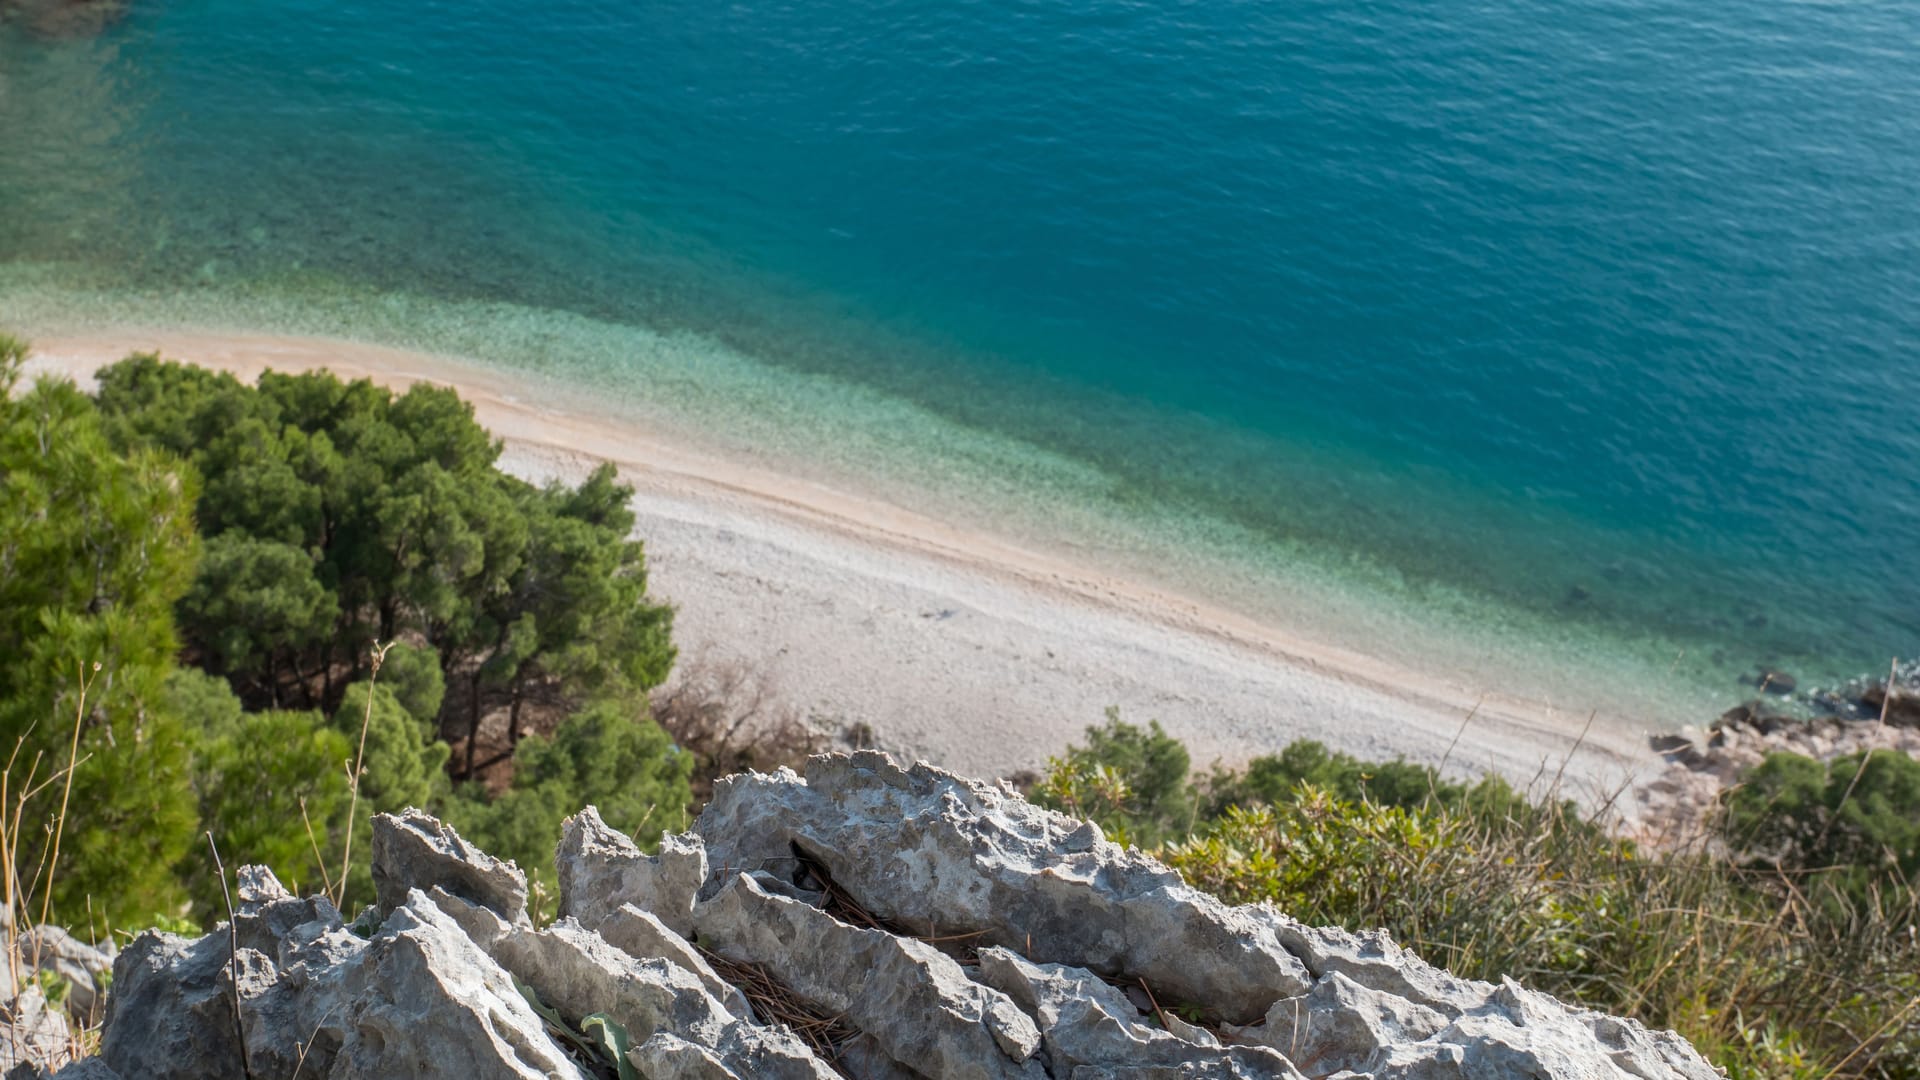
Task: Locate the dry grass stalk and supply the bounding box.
[652,656,825,800]
[334,640,393,909]
[205,831,255,1080]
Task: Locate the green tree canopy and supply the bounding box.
[93,355,676,780]
[187,704,352,916]
[327,679,454,904]
[0,337,201,930]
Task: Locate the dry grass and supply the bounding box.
[1163,788,1920,1079]
[652,657,827,801]
[0,662,107,1068]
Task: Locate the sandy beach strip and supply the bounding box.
[23,328,1666,802]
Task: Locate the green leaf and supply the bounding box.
[581,1014,640,1080]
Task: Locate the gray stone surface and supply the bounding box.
[1222,972,1445,1076]
[44,1061,122,1080]
[696,870,1046,1080]
[491,917,835,1080]
[66,754,1719,1080]
[597,903,755,1021]
[696,752,1313,1025]
[0,987,72,1072]
[96,930,250,1078]
[975,948,1300,1079]
[371,808,530,927]
[98,891,588,1080]
[316,896,592,1080]
[557,807,707,937]
[15,926,112,1022]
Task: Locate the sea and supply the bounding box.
[3,0,1916,726]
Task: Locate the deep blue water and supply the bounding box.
[3,0,1917,708]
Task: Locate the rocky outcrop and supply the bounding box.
[1638,700,1920,841]
[45,752,1719,1079]
[371,807,532,927]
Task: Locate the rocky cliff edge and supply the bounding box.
[29,752,1720,1079]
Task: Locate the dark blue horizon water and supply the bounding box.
[3,0,1917,714]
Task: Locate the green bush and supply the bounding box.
[443,701,692,908]
[1724,749,1920,905]
[1036,720,1920,1078]
[1031,710,1194,846]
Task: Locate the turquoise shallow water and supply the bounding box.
[2,0,1917,717]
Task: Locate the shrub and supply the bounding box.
[1725,749,1920,904]
[1031,710,1194,846]
[443,702,693,906]
[1037,721,1920,1078]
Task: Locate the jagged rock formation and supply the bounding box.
[42,752,1718,1079]
[0,921,117,1072]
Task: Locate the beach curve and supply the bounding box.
[24,328,1664,804]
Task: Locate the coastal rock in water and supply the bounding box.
[556,806,706,937]
[1862,682,1920,727]
[695,751,1313,1025]
[371,808,530,927]
[695,871,1046,1079]
[74,754,1719,1080]
[0,0,128,38]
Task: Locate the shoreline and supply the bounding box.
[24,327,1666,802]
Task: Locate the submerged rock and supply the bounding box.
[56,753,1718,1080]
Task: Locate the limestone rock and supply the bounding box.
[974,947,1300,1078]
[627,1031,740,1079]
[99,891,587,1080]
[372,809,531,927]
[16,925,113,1022]
[491,917,834,1079]
[597,903,755,1020]
[71,759,1719,1080]
[1221,972,1445,1076]
[315,896,590,1079]
[696,871,1046,1079]
[0,987,72,1073]
[96,930,250,1078]
[695,752,1312,1025]
[556,806,707,936]
[43,1061,123,1080]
